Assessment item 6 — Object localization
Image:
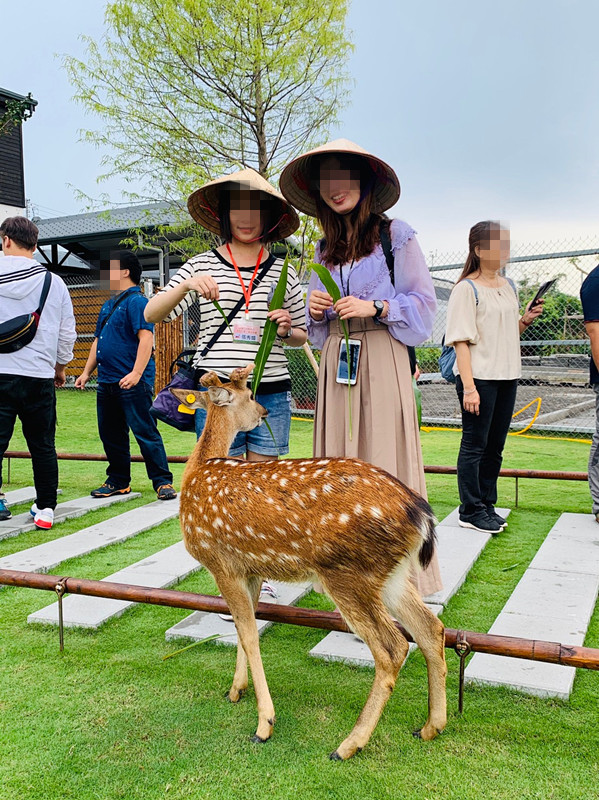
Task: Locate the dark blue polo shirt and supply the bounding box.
[95,287,155,386]
[580,265,599,385]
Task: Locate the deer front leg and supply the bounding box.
[227,575,262,703]
[217,575,276,743]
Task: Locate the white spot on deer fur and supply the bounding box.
[206,476,212,484]
[267,497,274,504]
[322,484,333,494]
[225,460,239,467]
[274,526,286,535]
[199,541,210,549]
[245,525,254,535]
[309,488,318,500]
[370,506,382,519]
[338,513,350,524]
[279,478,288,487]
[214,517,223,528]
[317,459,330,465]
[362,478,371,486]
[290,540,300,549]
[212,504,218,512]
[224,486,229,495]
[354,503,363,514]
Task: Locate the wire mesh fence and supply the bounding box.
[59,235,599,437]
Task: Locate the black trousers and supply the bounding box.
[456,376,518,519]
[0,374,58,509]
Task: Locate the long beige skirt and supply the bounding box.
[313,318,442,597]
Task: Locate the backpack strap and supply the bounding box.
[463,278,479,305]
[506,277,518,298]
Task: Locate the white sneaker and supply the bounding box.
[218,582,278,622]
[30,504,54,530]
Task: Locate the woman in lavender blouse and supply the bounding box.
[280,139,441,597]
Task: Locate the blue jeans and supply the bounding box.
[97,381,173,490]
[194,390,292,457]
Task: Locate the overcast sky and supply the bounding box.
[1,0,597,256]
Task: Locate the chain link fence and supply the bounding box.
[60,235,599,436]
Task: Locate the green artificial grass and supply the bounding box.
[0,392,597,800]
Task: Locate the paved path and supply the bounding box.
[28,539,199,629]
[465,512,599,699]
[309,507,510,668]
[3,487,61,508]
[0,492,141,541]
[0,499,177,575]
[165,581,313,646]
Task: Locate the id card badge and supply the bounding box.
[336,338,361,385]
[232,318,261,344]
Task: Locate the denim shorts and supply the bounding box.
[194,390,292,457]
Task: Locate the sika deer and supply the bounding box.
[173,365,446,760]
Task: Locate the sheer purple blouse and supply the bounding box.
[305,219,437,350]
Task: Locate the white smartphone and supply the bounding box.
[336,338,361,385]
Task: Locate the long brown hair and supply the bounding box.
[309,154,385,265]
[457,220,502,282]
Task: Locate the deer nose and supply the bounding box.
[260,405,268,418]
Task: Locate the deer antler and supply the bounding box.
[229,363,255,388]
[200,372,224,388]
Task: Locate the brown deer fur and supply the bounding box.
[173,365,446,760]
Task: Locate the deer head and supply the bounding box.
[170,364,267,434]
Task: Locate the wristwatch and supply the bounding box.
[373,300,385,321]
[278,327,293,339]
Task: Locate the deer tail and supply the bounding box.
[415,497,438,571]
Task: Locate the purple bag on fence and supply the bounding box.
[150,351,198,432]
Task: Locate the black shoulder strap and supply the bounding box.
[379,219,417,376]
[196,256,273,360]
[378,219,395,285]
[35,271,52,315]
[99,289,132,333]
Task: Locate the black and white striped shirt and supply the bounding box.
[164,249,306,387]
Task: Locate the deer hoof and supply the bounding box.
[412,728,423,739]
[225,688,245,703]
[329,751,343,761]
[250,734,269,744]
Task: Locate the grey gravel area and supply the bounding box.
[421,382,595,426]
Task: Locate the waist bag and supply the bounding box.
[0,271,52,354]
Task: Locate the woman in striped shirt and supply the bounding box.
[144,169,307,462]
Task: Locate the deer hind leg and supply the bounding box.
[216,572,276,743]
[228,575,262,703]
[321,573,409,761]
[387,581,447,741]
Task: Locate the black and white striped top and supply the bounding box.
[164,249,306,386]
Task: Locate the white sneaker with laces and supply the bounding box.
[30,503,54,530]
[218,582,278,622]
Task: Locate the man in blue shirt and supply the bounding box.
[75,251,176,500]
[580,264,599,521]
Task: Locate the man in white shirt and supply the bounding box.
[0,217,76,530]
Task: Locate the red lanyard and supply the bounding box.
[226,244,265,316]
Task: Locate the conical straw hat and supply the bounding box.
[279,139,400,218]
[187,168,300,238]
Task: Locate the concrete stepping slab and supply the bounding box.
[0,491,141,541]
[165,581,312,646]
[2,487,62,508]
[465,513,599,699]
[423,508,510,606]
[0,498,177,574]
[28,539,199,629]
[309,604,443,669]
[309,506,509,668]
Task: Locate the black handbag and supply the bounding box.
[0,271,52,354]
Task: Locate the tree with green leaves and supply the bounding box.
[64,0,352,207]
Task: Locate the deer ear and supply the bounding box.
[229,363,255,388]
[200,371,224,388]
[207,386,234,406]
[169,388,208,409]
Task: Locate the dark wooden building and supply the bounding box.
[0,88,37,217]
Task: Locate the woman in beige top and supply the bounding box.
[444,221,543,533]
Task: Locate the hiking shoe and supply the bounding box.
[486,507,507,529]
[29,504,54,530]
[90,482,131,498]
[458,512,502,534]
[156,484,177,501]
[0,496,11,521]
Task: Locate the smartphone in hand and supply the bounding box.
[530,279,556,308]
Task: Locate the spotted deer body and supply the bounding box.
[174,366,447,760]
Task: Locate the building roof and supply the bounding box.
[0,88,37,111]
[36,202,182,245]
